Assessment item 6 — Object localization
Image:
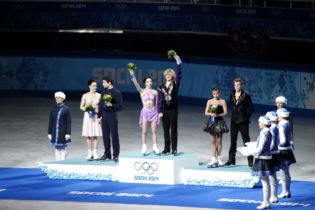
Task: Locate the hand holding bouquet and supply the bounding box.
[208,105,218,114]
[127,63,136,72]
[103,94,112,106]
[208,105,218,123]
[167,49,177,59]
[85,104,95,118]
[127,63,136,82]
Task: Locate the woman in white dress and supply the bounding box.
[80,80,102,160]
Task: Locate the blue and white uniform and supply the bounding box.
[269,123,281,171]
[276,108,296,198]
[252,116,275,209]
[278,119,296,167]
[252,127,275,177]
[48,103,71,149]
[265,111,281,203]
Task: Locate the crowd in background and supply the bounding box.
[227,26,271,60]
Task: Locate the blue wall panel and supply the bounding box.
[1,56,315,111]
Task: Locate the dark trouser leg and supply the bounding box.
[162,110,171,152]
[239,123,253,167]
[229,123,239,162]
[109,114,120,158]
[169,109,178,152]
[102,119,111,159]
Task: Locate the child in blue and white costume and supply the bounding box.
[48,91,72,160]
[265,111,280,203]
[276,108,296,199]
[252,116,274,209]
[275,96,293,138]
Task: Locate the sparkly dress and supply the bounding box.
[139,90,160,128]
[204,104,229,135]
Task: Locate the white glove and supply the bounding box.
[174,55,182,65]
[65,134,71,140]
[129,70,135,77]
[48,134,52,140]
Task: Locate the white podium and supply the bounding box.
[183,164,258,188]
[39,158,118,181]
[39,153,259,188]
[118,151,198,185]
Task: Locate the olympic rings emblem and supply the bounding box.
[134,161,159,175]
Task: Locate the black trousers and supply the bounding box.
[162,109,178,152]
[101,112,120,158]
[229,122,253,166]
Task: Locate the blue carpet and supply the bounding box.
[0,168,314,209]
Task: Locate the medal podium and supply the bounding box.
[39,151,258,188]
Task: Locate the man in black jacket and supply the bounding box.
[98,76,123,162]
[225,77,254,167]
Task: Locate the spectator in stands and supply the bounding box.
[253,27,271,60]
[239,27,254,58]
[227,30,241,58]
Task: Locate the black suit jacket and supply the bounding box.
[230,90,253,124]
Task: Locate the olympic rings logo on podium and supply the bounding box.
[134,161,159,175]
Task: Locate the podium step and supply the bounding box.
[183,163,259,188]
[39,158,118,181]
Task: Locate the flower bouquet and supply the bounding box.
[127,63,136,72]
[208,105,218,123]
[208,105,218,113]
[103,94,112,105]
[167,49,177,59]
[85,104,95,118]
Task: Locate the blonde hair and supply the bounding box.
[163,68,176,78]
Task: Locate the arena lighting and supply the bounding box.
[58,29,124,34]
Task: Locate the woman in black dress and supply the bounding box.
[204,87,229,167]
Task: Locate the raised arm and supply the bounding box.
[174,55,182,85]
[130,70,143,93]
